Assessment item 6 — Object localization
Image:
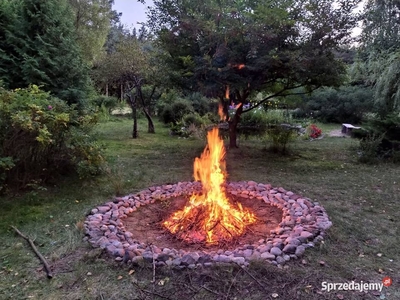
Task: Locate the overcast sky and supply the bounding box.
[112,0,152,30]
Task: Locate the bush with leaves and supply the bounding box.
[265,125,297,154]
[187,92,211,116]
[0,85,105,189]
[158,98,194,125]
[300,85,374,124]
[91,95,119,112]
[356,113,400,162]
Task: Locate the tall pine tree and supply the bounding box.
[0,0,90,106]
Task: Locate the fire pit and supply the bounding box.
[84,128,332,267]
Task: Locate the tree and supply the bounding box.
[0,0,21,85]
[93,37,156,137]
[68,0,118,64]
[0,0,90,106]
[355,0,400,117]
[148,0,360,147]
[361,0,400,52]
[373,50,400,116]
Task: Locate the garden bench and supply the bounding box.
[341,123,361,135]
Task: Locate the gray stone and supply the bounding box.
[285,237,301,246]
[142,251,155,263]
[97,206,110,213]
[106,244,116,254]
[295,245,306,257]
[181,254,196,265]
[172,258,182,266]
[123,251,135,263]
[260,252,275,260]
[157,253,171,262]
[198,254,212,264]
[270,247,282,256]
[111,240,122,248]
[276,256,285,264]
[232,257,245,265]
[283,254,291,261]
[282,244,297,254]
[273,242,284,250]
[217,255,232,263]
[114,248,125,257]
[300,231,314,240]
[243,249,253,257]
[250,251,261,260]
[131,256,144,265]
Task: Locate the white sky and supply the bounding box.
[112,0,153,30]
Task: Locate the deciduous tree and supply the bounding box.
[68,0,118,64]
[148,0,360,147]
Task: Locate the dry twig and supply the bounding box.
[234,262,266,292]
[10,225,53,279]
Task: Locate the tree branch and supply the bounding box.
[10,226,53,279]
[242,84,321,113]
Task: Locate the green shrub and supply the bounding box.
[91,95,118,112]
[358,132,385,163]
[300,85,374,123]
[239,109,293,138]
[356,113,400,162]
[187,92,211,116]
[0,157,14,193]
[265,125,297,154]
[159,99,194,124]
[183,113,205,127]
[0,85,105,189]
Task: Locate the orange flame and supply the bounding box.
[218,103,225,121]
[163,128,256,244]
[225,85,230,99]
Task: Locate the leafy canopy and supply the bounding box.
[148,0,361,105]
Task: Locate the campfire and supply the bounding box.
[162,128,256,245]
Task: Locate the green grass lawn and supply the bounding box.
[1,117,399,300]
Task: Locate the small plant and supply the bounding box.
[358,132,386,163]
[265,125,296,154]
[103,161,126,196]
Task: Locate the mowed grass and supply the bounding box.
[0,117,399,300]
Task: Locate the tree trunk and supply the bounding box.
[105,83,108,97]
[127,93,138,138]
[228,89,250,148]
[137,84,155,133]
[132,98,138,138]
[120,83,123,102]
[228,104,243,148]
[143,108,155,133]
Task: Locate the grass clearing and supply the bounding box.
[1,118,399,299]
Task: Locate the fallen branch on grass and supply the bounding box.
[10,225,53,279]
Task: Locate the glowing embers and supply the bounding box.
[163,128,256,244]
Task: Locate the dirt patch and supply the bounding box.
[124,195,282,252]
[328,129,347,137]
